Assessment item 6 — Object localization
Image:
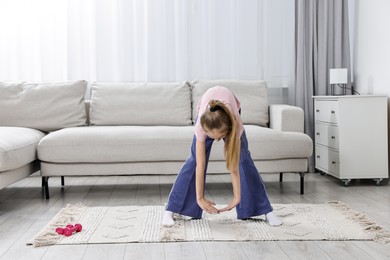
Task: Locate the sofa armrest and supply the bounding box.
[269,104,304,132]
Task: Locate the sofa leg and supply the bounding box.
[279,172,283,182]
[41,177,45,187]
[43,177,50,199]
[61,176,65,186]
[299,172,305,195]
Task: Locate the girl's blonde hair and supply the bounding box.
[200,100,240,171]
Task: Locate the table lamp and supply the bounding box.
[329,68,348,95]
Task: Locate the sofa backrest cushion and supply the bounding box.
[191,80,269,126]
[0,81,87,132]
[90,82,192,126]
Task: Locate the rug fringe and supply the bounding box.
[31,203,86,247]
[327,201,390,243]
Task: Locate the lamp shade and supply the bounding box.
[329,68,348,84]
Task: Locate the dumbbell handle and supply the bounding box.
[64,224,82,236]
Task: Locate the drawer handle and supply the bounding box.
[331,136,336,139]
[316,109,320,112]
[316,155,320,158]
[331,161,336,164]
[331,110,335,114]
[316,132,320,136]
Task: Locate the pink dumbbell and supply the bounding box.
[56,224,82,236]
[55,224,73,235]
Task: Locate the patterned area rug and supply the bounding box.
[27,201,390,247]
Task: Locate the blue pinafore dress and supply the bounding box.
[165,129,273,219]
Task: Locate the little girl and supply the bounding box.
[162,86,282,226]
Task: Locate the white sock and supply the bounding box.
[265,211,282,226]
[162,210,175,226]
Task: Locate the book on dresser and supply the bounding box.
[313,95,388,186]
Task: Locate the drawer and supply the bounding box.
[315,145,340,176]
[314,100,339,124]
[314,123,339,149]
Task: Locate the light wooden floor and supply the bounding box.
[0,172,389,260]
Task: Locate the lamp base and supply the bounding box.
[330,84,347,96]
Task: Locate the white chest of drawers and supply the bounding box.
[313,95,388,185]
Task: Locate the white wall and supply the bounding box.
[353,0,390,95]
[352,0,390,174]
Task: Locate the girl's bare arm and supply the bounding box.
[219,168,241,212]
[195,139,218,214]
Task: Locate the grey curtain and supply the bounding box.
[293,0,351,172]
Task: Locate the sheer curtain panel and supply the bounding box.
[0,0,294,89]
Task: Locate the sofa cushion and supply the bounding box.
[38,126,195,163]
[38,125,312,164]
[0,127,46,171]
[90,82,192,126]
[208,125,312,161]
[0,81,88,132]
[191,80,269,126]
[241,125,313,160]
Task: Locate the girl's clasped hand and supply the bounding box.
[196,196,240,214]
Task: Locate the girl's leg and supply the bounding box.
[165,135,214,219]
[236,131,274,219]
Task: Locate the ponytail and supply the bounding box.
[200,100,241,171]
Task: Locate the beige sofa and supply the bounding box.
[0,127,43,189]
[0,81,87,190]
[0,80,313,199]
